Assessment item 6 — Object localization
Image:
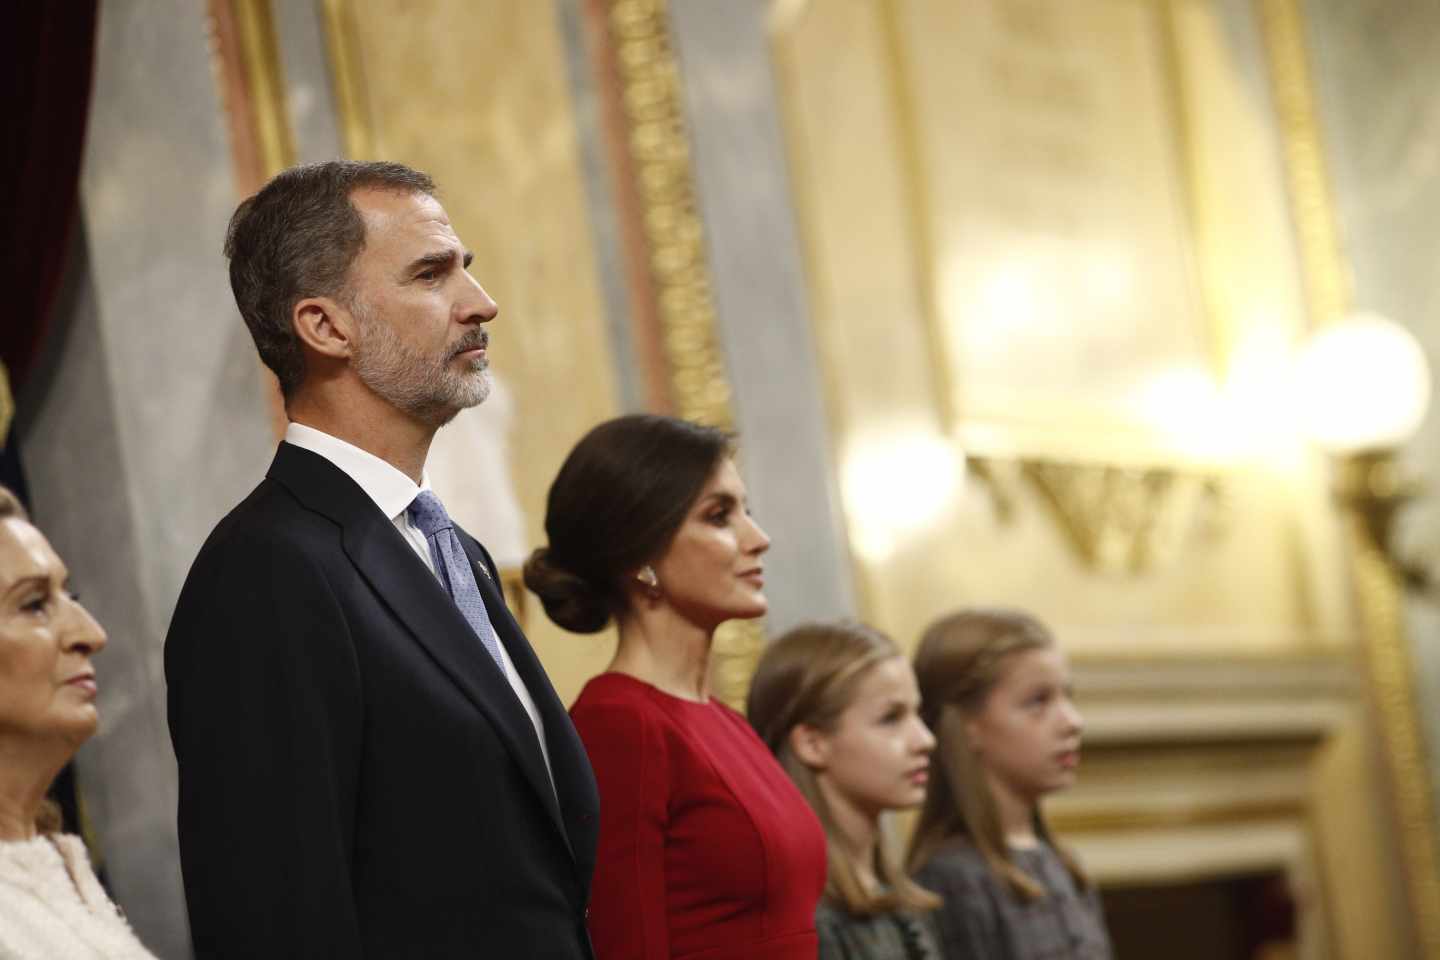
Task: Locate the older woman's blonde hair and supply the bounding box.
[0,484,63,834]
[905,608,1088,900]
[748,620,939,915]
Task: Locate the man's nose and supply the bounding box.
[459,274,499,324]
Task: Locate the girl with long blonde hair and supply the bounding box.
[907,609,1112,959]
[748,621,942,960]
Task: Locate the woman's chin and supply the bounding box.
[52,709,99,746]
[737,597,768,620]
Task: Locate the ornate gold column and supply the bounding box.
[1259,2,1440,954]
[1334,454,1440,957]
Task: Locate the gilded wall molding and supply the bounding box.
[206,0,294,190]
[1022,460,1223,576]
[1347,521,1440,954]
[319,0,374,159]
[230,0,294,180]
[1257,0,1350,326]
[1257,1,1440,952]
[965,456,1225,576]
[206,0,294,437]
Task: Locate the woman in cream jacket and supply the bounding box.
[0,485,156,959]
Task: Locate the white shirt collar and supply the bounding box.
[283,422,430,521]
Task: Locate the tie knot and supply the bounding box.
[406,490,454,537]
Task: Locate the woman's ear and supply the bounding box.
[787,723,831,769]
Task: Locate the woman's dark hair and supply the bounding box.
[523,414,732,632]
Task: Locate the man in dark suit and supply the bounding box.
[166,160,598,958]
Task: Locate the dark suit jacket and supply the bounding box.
[166,443,599,959]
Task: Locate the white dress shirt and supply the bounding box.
[283,422,554,783]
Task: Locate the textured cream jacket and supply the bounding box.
[0,834,157,959]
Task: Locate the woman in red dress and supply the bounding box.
[524,415,826,960]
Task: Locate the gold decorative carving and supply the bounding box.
[1256,0,1350,326]
[596,0,760,705]
[318,0,373,159]
[598,0,734,431]
[1339,456,1440,955]
[970,456,1225,576]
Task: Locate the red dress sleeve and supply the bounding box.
[572,697,671,960]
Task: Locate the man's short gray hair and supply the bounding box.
[224,160,436,398]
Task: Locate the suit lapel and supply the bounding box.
[267,444,572,860]
[457,533,600,856]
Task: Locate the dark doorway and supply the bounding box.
[1102,871,1297,960]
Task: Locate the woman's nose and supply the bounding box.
[744,514,771,555]
[61,596,108,656]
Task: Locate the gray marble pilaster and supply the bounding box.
[666,0,858,631]
[16,1,277,956]
[275,1,344,166]
[555,0,650,413]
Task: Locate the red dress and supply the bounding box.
[571,672,827,960]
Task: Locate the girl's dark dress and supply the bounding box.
[815,899,941,960]
[914,836,1112,960]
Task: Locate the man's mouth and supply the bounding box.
[451,331,489,361]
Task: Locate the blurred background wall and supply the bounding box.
[6,1,1440,957]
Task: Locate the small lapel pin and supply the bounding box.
[473,560,493,582]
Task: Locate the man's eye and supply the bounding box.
[20,594,49,614]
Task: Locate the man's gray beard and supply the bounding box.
[351,306,491,427]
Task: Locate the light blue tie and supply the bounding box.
[406,491,504,669]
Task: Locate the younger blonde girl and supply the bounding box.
[907,609,1112,960]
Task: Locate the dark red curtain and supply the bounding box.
[0,3,101,844]
[1,2,100,393]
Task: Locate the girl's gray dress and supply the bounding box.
[913,837,1113,960]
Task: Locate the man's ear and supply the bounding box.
[293,296,358,360]
[788,723,831,769]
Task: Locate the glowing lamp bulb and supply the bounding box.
[1293,313,1431,454]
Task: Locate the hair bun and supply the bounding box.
[522,547,612,634]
